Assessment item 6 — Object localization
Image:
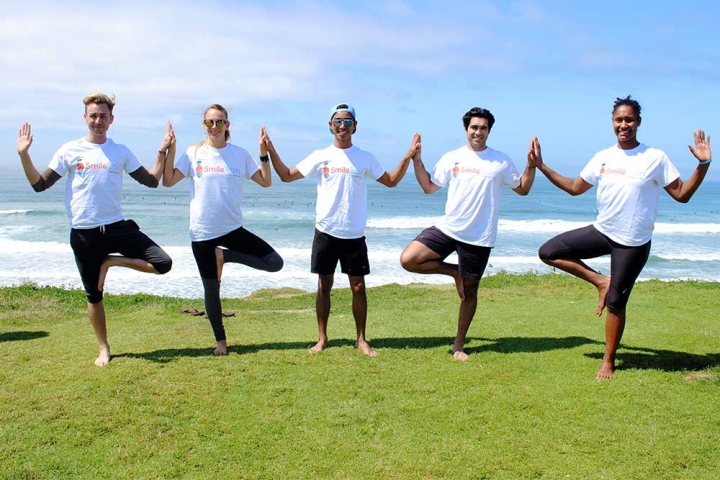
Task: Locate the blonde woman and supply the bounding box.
[164,104,283,355]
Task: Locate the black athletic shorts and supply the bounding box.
[70,219,172,303]
[311,229,370,276]
[414,226,491,280]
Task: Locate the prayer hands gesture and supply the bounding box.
[17,123,33,155]
[407,133,422,161]
[688,129,711,163]
[160,122,175,152]
[527,136,543,169]
[259,126,273,157]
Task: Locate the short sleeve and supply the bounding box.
[658,153,681,187]
[579,153,601,185]
[47,147,69,177]
[296,150,323,178]
[175,150,193,178]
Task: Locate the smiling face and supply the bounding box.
[329,111,355,148]
[83,103,113,143]
[203,108,229,147]
[613,104,641,149]
[465,117,490,151]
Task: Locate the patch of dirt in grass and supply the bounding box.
[683,372,717,381]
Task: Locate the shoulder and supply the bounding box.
[484,146,511,162]
[225,143,252,157]
[439,146,468,162]
[637,144,667,158]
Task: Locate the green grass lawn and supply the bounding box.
[1,274,719,479]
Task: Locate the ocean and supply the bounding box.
[1,170,719,299]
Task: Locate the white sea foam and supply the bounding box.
[0,209,31,215]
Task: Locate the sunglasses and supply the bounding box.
[203,119,227,128]
[332,118,354,127]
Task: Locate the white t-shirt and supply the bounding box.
[296,145,385,239]
[175,143,260,242]
[580,143,680,246]
[432,146,521,247]
[48,137,142,229]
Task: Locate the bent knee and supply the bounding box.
[399,251,417,272]
[265,253,284,272]
[153,256,173,275]
[538,242,558,262]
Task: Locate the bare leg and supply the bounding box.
[452,278,480,361]
[215,247,225,282]
[597,307,626,379]
[348,275,376,357]
[401,240,465,300]
[541,257,610,316]
[214,339,228,356]
[87,301,110,366]
[309,274,333,353]
[98,255,160,291]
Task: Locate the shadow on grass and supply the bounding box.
[0,331,49,343]
[586,346,720,372]
[373,335,600,354]
[113,341,314,363]
[113,336,605,363]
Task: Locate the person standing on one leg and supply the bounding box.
[400,107,537,361]
[163,104,283,355]
[16,93,173,366]
[530,95,712,379]
[265,103,420,357]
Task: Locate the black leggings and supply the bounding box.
[191,226,283,342]
[538,225,651,310]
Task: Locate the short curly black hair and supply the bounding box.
[613,95,641,119]
[462,107,495,130]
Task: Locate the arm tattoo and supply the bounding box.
[31,168,62,192]
[129,166,159,188]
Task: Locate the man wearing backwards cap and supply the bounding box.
[264,103,420,356]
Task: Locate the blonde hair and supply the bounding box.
[193,104,231,151]
[83,93,116,113]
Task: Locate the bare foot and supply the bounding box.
[452,348,469,361]
[215,247,225,282]
[308,340,328,354]
[595,275,611,317]
[596,362,615,379]
[356,339,377,357]
[97,256,111,291]
[213,340,228,355]
[454,273,466,300]
[94,344,111,366]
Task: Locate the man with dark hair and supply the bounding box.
[16,93,173,366]
[401,107,537,361]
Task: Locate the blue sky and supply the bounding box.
[2,0,719,180]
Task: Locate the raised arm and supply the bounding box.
[162,122,187,187]
[251,126,272,188]
[17,123,41,185]
[409,135,441,194]
[512,139,538,196]
[664,129,712,203]
[130,122,175,188]
[376,133,421,188]
[530,136,592,196]
[265,130,304,183]
[17,123,61,192]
